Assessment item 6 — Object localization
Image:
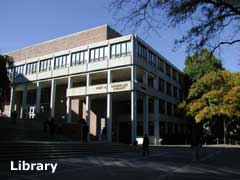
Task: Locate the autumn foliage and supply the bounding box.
[179,70,240,123]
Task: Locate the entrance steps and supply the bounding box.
[0,142,141,161]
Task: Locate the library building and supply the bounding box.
[3,25,190,144]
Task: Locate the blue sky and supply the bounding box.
[0,0,239,72]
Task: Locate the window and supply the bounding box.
[159,78,165,92]
[71,50,87,66]
[111,45,116,58]
[149,51,157,66]
[166,82,172,96]
[167,102,172,116]
[14,65,25,76]
[26,62,38,75]
[178,73,184,84]
[148,75,154,88]
[137,42,148,59]
[158,58,165,72]
[40,58,52,72]
[159,99,165,114]
[173,86,178,98]
[166,64,171,77]
[54,55,68,69]
[111,41,131,58]
[172,69,177,81]
[90,46,108,62]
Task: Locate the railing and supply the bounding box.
[67,81,132,97]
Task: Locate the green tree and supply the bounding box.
[184,49,223,81]
[0,55,14,114]
[179,70,240,143]
[109,0,240,53]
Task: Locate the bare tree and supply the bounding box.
[109,0,240,54]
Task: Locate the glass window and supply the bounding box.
[95,49,99,60]
[90,46,108,62]
[126,41,131,54]
[166,82,172,96]
[173,86,178,98]
[100,47,104,59]
[149,51,157,67]
[166,64,171,77]
[121,42,126,55]
[14,65,25,76]
[54,55,68,69]
[40,59,52,72]
[158,59,165,72]
[137,42,148,59]
[26,62,38,75]
[104,46,108,58]
[167,102,172,116]
[111,41,131,58]
[116,43,121,56]
[172,69,177,81]
[159,99,165,114]
[159,78,165,92]
[111,45,116,58]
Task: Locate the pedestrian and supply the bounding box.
[142,134,149,156]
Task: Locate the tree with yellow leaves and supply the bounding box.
[179,70,240,144]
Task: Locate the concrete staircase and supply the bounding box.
[0,142,141,161]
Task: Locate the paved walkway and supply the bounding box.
[1,146,240,180]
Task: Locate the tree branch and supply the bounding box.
[211,39,240,54]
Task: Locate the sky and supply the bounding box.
[0,0,239,72]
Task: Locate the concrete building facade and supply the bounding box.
[4,25,189,144]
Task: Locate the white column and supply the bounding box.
[86,73,91,92]
[86,73,91,142]
[50,79,56,118]
[131,91,137,144]
[66,76,72,123]
[107,70,112,143]
[9,86,15,117]
[35,81,41,114]
[107,94,112,143]
[21,84,28,119]
[131,65,137,144]
[143,95,149,136]
[154,98,160,144]
[86,95,91,142]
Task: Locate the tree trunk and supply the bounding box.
[223,119,227,144]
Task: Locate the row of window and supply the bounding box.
[158,78,179,99]
[111,41,131,58]
[90,46,108,62]
[159,99,179,116]
[71,50,87,65]
[12,41,132,76]
[137,41,180,82]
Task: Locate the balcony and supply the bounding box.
[88,84,107,95]
[109,81,132,92]
[67,87,86,97]
[67,81,132,97]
